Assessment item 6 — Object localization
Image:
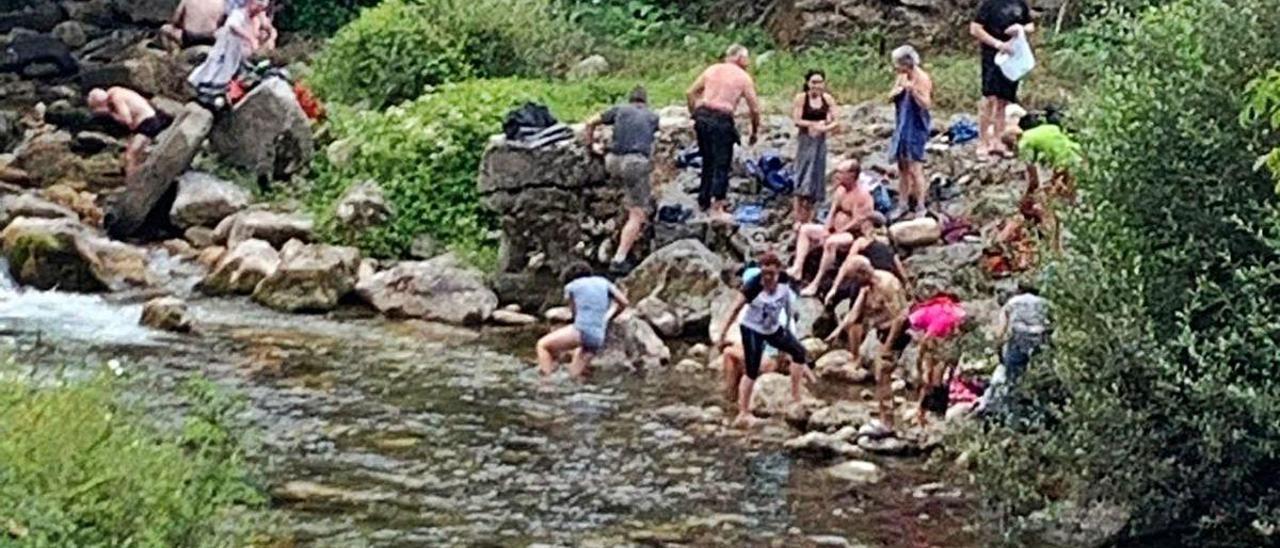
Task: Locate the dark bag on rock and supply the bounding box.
[503,102,557,141]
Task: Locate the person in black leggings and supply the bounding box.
[715,251,816,427]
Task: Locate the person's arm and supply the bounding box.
[893,255,913,290]
[792,93,817,130]
[109,95,136,128]
[823,93,840,132]
[686,72,706,113]
[170,0,187,25]
[716,293,747,348]
[826,287,867,341]
[607,284,629,323]
[878,313,909,362]
[969,22,1011,52]
[744,79,761,145]
[822,188,844,231]
[909,71,933,110]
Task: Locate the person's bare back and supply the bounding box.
[94,87,155,130]
[695,63,757,114]
[864,271,907,330]
[177,0,225,37]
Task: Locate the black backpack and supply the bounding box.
[503,102,557,140]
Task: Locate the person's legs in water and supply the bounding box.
[803,231,854,296]
[788,223,827,280]
[761,326,813,403]
[536,325,583,376]
[736,324,770,427]
[722,343,745,403]
[568,348,595,381]
[915,338,940,426]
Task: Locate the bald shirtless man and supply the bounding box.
[161,0,226,50]
[826,259,910,430]
[788,159,874,284]
[687,44,762,223]
[87,87,173,176]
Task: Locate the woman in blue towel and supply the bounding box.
[887,45,934,221]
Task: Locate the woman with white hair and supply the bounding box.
[887,45,933,220]
[187,0,269,108]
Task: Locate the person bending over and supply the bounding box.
[716,251,815,428]
[86,87,173,176]
[826,259,910,431]
[536,262,629,380]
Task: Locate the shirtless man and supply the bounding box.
[86,87,173,176]
[788,159,875,285]
[821,213,909,304]
[161,0,226,50]
[687,44,762,223]
[826,259,910,431]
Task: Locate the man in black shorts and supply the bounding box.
[584,86,661,275]
[970,0,1035,157]
[87,87,174,176]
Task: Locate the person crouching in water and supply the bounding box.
[720,265,807,407]
[536,261,630,380]
[716,251,816,427]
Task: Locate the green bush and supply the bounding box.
[959,0,1280,543]
[0,361,263,546]
[275,0,382,36]
[309,0,584,109]
[306,78,666,264]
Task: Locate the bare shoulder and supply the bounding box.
[824,92,838,104]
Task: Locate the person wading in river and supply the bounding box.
[716,251,815,428]
[584,86,661,275]
[536,262,629,380]
[687,44,762,224]
[826,259,910,433]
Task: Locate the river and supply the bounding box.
[0,277,987,547]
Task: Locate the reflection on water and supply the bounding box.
[0,292,984,547]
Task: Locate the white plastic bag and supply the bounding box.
[995,29,1035,82]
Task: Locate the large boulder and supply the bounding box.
[140,296,192,333]
[169,171,252,228]
[0,216,101,291]
[595,310,671,371]
[621,239,727,337]
[208,78,314,182]
[215,210,314,248]
[749,372,813,417]
[252,240,361,313]
[12,130,84,186]
[334,180,392,229]
[105,104,213,239]
[890,217,942,248]
[814,350,872,384]
[201,239,279,295]
[355,254,498,325]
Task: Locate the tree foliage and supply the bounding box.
[961,0,1280,543]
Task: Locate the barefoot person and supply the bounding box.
[811,211,905,300]
[791,69,839,224]
[86,87,173,176]
[716,252,815,427]
[188,0,268,108]
[687,44,762,223]
[826,259,910,431]
[721,266,807,406]
[971,0,1034,156]
[787,159,874,284]
[887,45,933,220]
[161,0,225,50]
[536,262,630,380]
[585,86,660,275]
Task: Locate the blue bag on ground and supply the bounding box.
[948,119,979,145]
[750,151,794,195]
[734,203,766,226]
[676,145,702,169]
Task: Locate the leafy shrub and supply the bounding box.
[306,78,667,263]
[0,361,263,546]
[1244,69,1280,194]
[274,0,381,36]
[959,0,1280,543]
[309,0,584,109]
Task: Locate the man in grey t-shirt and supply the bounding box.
[585,86,660,275]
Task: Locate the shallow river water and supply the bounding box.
[0,287,988,547]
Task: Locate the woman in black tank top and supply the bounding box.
[791,70,839,224]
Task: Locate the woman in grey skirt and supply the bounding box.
[791,69,839,225]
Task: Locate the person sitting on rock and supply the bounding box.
[86,87,174,177]
[807,211,907,301]
[536,261,629,380]
[584,85,660,275]
[787,158,874,285]
[825,258,909,433]
[161,0,226,50]
[716,251,816,428]
[720,265,806,407]
[187,0,268,108]
[687,44,761,224]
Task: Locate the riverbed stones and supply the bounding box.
[0,192,77,227]
[140,296,192,332]
[216,210,314,248]
[544,306,572,323]
[208,77,314,182]
[490,309,538,326]
[0,216,100,291]
[252,240,361,312]
[334,180,392,229]
[749,372,813,417]
[622,239,727,336]
[595,310,671,370]
[825,460,883,484]
[355,253,498,325]
[815,350,872,384]
[809,402,874,433]
[169,171,251,228]
[201,238,279,295]
[784,430,863,459]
